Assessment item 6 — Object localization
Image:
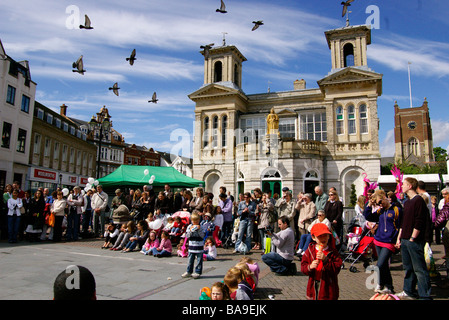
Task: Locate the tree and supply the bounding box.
[350,183,357,207]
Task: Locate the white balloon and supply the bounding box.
[150,175,155,181]
[88,177,95,184]
[94,180,99,186]
[152,219,163,230]
[149,178,154,185]
[144,169,149,175]
[62,188,69,196]
[86,183,91,189]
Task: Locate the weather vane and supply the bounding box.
[222,32,228,46]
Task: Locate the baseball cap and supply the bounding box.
[310,223,332,237]
[282,187,290,192]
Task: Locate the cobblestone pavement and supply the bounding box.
[0,236,447,301]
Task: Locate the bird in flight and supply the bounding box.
[216,0,227,13]
[126,49,136,65]
[148,92,158,104]
[109,82,120,96]
[72,55,86,74]
[200,43,214,59]
[79,15,93,29]
[252,21,263,31]
[341,0,354,17]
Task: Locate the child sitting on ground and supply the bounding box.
[102,223,120,249]
[300,223,342,300]
[151,230,172,258]
[203,236,217,261]
[234,261,256,293]
[239,256,260,288]
[224,267,254,300]
[140,230,159,255]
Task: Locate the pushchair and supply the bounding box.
[341,221,376,273]
[222,218,239,249]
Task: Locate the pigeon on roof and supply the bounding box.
[109,82,120,96]
[72,55,86,74]
[200,43,214,59]
[252,20,264,31]
[148,92,158,103]
[126,49,136,65]
[216,0,227,13]
[79,14,93,29]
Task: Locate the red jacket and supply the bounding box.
[300,241,342,300]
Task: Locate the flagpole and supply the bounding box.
[408,61,412,108]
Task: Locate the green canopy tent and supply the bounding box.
[97,165,205,189]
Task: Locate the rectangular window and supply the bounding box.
[63,123,68,132]
[21,95,30,113]
[279,118,296,139]
[54,142,60,160]
[37,108,44,120]
[359,105,368,134]
[1,122,12,149]
[44,138,50,156]
[17,129,27,153]
[34,134,41,154]
[62,145,68,162]
[70,148,74,164]
[55,118,61,128]
[47,114,53,125]
[300,112,327,142]
[6,85,16,105]
[239,117,266,144]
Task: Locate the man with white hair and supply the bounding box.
[314,186,328,213]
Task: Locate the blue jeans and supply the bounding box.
[151,247,171,257]
[375,245,394,290]
[235,218,253,252]
[187,251,203,274]
[8,215,20,242]
[401,239,431,299]
[262,252,292,274]
[66,212,80,240]
[298,234,312,251]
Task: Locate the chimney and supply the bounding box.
[60,104,67,116]
[294,79,306,90]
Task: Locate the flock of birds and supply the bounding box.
[71,0,356,103]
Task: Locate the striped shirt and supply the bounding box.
[186,224,205,253]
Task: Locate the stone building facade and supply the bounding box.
[189,24,382,204]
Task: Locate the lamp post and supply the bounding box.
[89,113,110,179]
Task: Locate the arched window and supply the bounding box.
[359,104,368,133]
[408,137,419,156]
[203,117,209,148]
[212,116,219,148]
[343,43,354,67]
[222,115,228,147]
[214,61,222,82]
[348,105,356,134]
[336,106,344,135]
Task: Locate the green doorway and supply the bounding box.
[262,180,282,197]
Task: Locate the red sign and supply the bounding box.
[34,169,57,181]
[80,177,88,185]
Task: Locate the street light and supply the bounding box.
[89,111,110,179]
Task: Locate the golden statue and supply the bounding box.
[266,108,279,134]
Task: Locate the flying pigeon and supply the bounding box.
[148,92,158,104]
[216,0,227,13]
[252,20,263,31]
[341,0,354,17]
[72,55,86,74]
[200,43,214,59]
[108,82,120,96]
[79,14,93,29]
[126,49,136,65]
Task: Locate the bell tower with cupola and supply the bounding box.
[324,24,371,70]
[201,42,247,89]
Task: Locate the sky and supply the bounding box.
[1,0,449,160]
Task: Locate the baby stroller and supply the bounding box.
[341,221,376,273]
[222,217,239,249]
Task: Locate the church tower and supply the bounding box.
[394,98,434,166]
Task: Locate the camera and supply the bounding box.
[265,226,272,232]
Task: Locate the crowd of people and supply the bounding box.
[2,177,449,300]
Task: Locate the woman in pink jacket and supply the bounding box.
[151,231,172,257]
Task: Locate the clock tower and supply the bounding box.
[394,98,434,166]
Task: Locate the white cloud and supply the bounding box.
[380,129,395,157]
